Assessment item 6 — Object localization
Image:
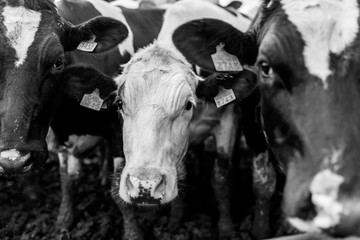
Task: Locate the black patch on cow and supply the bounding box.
[121,7,165,50]
[51,65,118,144]
[6,0,56,11]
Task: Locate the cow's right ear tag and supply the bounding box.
[211,43,243,72]
[77,35,98,52]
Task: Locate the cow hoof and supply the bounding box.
[58,229,71,240]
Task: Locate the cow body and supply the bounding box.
[173,0,360,237]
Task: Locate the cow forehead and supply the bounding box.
[2,5,41,67]
[281,0,359,89]
[122,66,195,114]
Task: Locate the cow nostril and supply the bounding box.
[23,162,33,172]
[0,151,32,174]
[154,175,166,196]
[296,192,317,221]
[126,175,134,191]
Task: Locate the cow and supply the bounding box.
[0,0,127,175]
[113,0,280,238]
[172,0,360,237]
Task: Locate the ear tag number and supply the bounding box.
[77,35,98,52]
[80,88,104,111]
[211,43,243,71]
[214,87,236,108]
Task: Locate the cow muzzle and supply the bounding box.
[287,170,360,236]
[119,169,177,206]
[0,149,47,175]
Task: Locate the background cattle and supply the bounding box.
[173,0,360,237]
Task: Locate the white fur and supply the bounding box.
[282,0,359,89]
[2,6,41,67]
[289,169,345,232]
[85,0,135,56]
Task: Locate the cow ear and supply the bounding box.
[61,66,117,108]
[62,16,128,53]
[226,1,243,11]
[196,70,258,102]
[173,18,256,71]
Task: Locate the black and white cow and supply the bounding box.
[0,0,127,175]
[173,0,360,237]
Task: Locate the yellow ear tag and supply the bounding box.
[214,87,236,108]
[77,35,98,52]
[211,43,243,72]
[80,88,104,111]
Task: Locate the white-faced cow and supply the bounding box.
[49,0,166,235]
[114,0,279,238]
[0,0,127,175]
[172,0,360,237]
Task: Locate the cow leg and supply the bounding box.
[251,151,276,239]
[168,197,185,232]
[212,104,238,239]
[57,149,82,230]
[99,140,110,186]
[112,157,143,240]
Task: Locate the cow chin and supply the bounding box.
[118,166,178,206]
[0,150,48,176]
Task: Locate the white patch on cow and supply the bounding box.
[288,169,345,232]
[310,169,344,229]
[0,149,21,161]
[322,147,344,172]
[282,0,359,89]
[85,0,134,56]
[67,154,81,176]
[2,6,41,67]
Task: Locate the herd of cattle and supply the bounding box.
[1,0,360,239]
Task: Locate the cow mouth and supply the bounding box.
[0,151,49,177]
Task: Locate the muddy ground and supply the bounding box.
[0,139,296,240]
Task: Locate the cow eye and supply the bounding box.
[185,101,193,111]
[115,97,123,110]
[259,61,275,85]
[260,61,273,78]
[54,57,64,70]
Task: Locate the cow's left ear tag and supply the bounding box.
[211,43,243,72]
[80,88,104,111]
[214,87,236,108]
[77,35,98,52]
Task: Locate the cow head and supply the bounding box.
[114,41,256,206]
[173,0,360,236]
[0,0,128,175]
